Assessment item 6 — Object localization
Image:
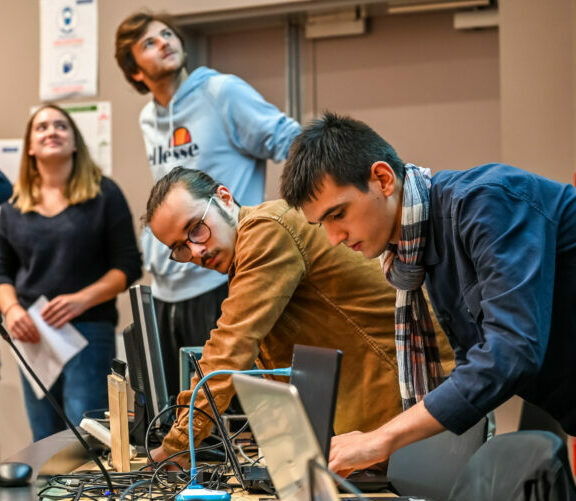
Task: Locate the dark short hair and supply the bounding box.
[145,167,220,225]
[115,11,185,94]
[280,112,405,208]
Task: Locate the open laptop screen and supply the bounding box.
[233,374,339,501]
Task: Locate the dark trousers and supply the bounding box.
[153,282,229,398]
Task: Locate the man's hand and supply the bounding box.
[6,304,40,343]
[149,446,189,471]
[329,401,446,477]
[41,292,90,328]
[329,429,390,478]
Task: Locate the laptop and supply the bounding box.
[233,374,340,501]
[290,345,342,461]
[240,345,342,491]
[290,345,388,492]
[233,374,430,501]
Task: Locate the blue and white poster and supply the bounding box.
[40,0,98,101]
[0,140,24,184]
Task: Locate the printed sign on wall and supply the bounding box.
[40,0,98,101]
[0,140,24,184]
[63,102,112,176]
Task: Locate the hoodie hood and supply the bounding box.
[152,66,219,116]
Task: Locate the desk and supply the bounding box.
[1,431,398,500]
[0,429,92,501]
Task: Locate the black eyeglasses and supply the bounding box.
[169,196,213,262]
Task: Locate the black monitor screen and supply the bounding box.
[290,344,342,461]
[123,285,170,442]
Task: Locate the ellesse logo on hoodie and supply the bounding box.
[148,127,200,165]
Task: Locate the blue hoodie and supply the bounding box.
[139,67,301,301]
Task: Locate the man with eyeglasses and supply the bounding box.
[114,11,301,397]
[143,166,455,466]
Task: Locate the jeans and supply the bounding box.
[20,321,116,442]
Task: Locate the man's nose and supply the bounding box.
[325,225,347,247]
[187,241,206,259]
[158,35,169,49]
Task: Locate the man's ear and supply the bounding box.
[132,69,144,83]
[215,185,234,207]
[371,161,396,197]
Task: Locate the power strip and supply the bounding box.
[80,418,137,459]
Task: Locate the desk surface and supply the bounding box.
[0,429,92,501]
[1,430,397,500]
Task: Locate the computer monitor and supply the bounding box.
[289,345,342,461]
[123,285,171,444]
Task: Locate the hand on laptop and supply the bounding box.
[329,429,390,477]
[329,400,446,477]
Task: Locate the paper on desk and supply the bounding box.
[11,295,88,399]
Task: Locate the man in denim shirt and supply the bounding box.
[281,112,576,477]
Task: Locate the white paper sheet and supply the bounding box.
[11,296,88,399]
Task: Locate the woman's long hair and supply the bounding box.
[13,104,102,213]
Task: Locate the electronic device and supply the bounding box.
[187,345,342,494]
[179,346,203,392]
[234,376,420,501]
[123,285,171,445]
[291,346,389,492]
[222,414,256,449]
[177,484,231,501]
[289,345,342,460]
[243,345,343,492]
[0,462,32,488]
[233,375,339,501]
[79,418,137,459]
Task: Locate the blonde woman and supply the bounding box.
[0,104,142,441]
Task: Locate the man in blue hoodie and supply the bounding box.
[115,12,301,396]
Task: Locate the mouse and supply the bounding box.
[0,462,33,487]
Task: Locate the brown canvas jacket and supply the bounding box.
[162,200,453,454]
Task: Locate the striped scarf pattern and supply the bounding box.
[380,164,444,410]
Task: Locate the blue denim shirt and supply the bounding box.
[422,164,576,435]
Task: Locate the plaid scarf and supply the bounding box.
[380,164,444,410]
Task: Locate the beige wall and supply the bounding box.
[499,0,576,182]
[0,0,575,459]
[206,26,289,199]
[302,11,500,173]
